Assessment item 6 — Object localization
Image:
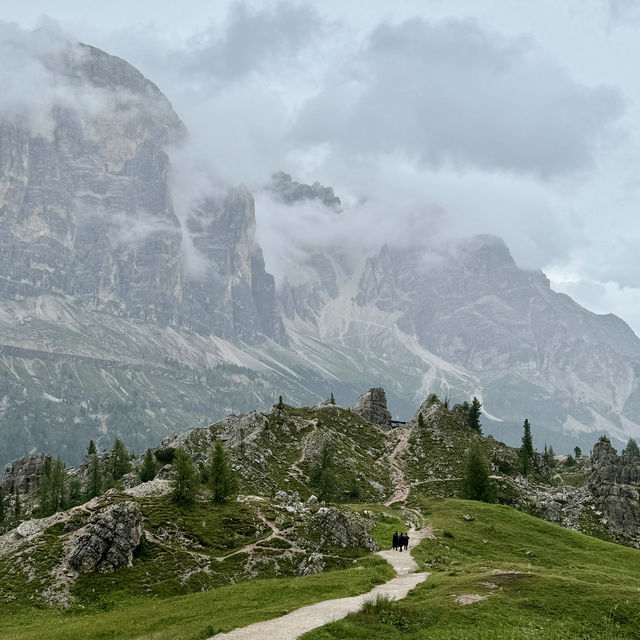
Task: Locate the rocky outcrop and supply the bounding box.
[353,388,392,428]
[587,437,640,543]
[0,41,285,344]
[68,501,143,573]
[312,506,378,551]
[297,552,325,576]
[269,171,341,209]
[1,454,53,495]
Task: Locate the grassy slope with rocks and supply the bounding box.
[1,396,638,639]
[303,497,640,640]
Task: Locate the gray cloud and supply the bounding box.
[180,2,322,82]
[292,18,623,177]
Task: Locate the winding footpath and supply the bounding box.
[209,525,432,640]
[385,426,413,506]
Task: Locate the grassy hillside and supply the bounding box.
[0,555,393,640]
[303,497,640,640]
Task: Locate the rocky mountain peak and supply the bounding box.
[268,171,341,209]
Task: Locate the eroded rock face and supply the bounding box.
[588,437,640,542]
[313,506,378,551]
[297,552,325,576]
[68,501,143,573]
[1,454,53,495]
[353,388,392,428]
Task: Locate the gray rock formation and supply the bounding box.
[0,41,284,344]
[68,501,143,573]
[269,171,341,209]
[297,552,325,576]
[588,437,640,543]
[312,506,378,551]
[1,454,53,495]
[353,388,392,428]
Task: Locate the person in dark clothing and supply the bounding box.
[404,533,410,551]
[398,533,404,551]
[392,531,399,551]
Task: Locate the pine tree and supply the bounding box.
[87,449,102,499]
[171,449,198,504]
[417,412,425,430]
[87,440,97,456]
[208,440,238,503]
[462,444,494,502]
[310,441,337,502]
[38,458,66,517]
[109,438,131,481]
[140,449,157,483]
[565,454,576,468]
[13,491,21,524]
[622,438,640,461]
[277,395,284,408]
[574,446,582,459]
[547,445,556,468]
[519,419,534,475]
[329,393,336,405]
[467,397,482,432]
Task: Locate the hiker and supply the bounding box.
[392,530,399,551]
[404,532,409,551]
[399,533,404,552]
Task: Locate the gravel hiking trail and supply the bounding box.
[385,426,412,506]
[209,524,431,640]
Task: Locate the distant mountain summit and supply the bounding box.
[0,41,283,344]
[1,36,639,466]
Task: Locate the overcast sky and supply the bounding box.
[3,0,640,334]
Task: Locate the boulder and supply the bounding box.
[297,552,325,575]
[313,507,378,551]
[353,388,392,428]
[68,501,143,573]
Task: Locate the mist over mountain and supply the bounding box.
[1,33,640,467]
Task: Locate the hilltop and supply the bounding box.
[0,388,638,638]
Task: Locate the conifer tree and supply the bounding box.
[574,446,582,459]
[417,412,425,430]
[622,438,640,461]
[329,392,336,405]
[87,447,102,499]
[462,444,494,502]
[519,419,534,475]
[310,441,337,502]
[467,397,482,432]
[110,438,132,481]
[13,491,21,524]
[171,449,198,504]
[140,449,157,483]
[87,440,97,456]
[208,440,237,503]
[547,444,556,468]
[38,458,66,517]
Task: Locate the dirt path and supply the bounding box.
[289,419,319,481]
[385,427,412,506]
[209,525,431,640]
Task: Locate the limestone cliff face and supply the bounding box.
[588,437,640,543]
[0,42,284,344]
